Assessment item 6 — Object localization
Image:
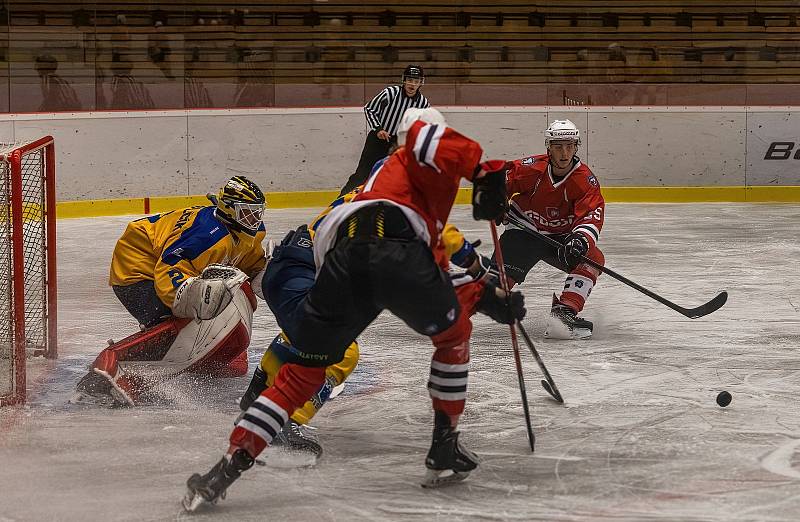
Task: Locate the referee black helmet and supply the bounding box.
[402,64,425,84]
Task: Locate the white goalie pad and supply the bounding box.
[119,282,257,381]
[173,264,247,321]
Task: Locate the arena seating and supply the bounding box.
[1,1,798,109]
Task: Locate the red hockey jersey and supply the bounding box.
[353,120,483,265]
[506,154,604,246]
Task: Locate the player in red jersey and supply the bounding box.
[182,109,526,510]
[494,119,605,340]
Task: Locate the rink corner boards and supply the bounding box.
[55,186,800,219]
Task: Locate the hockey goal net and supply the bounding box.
[0,136,57,407]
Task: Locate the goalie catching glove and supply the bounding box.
[476,276,526,325]
[173,264,248,321]
[472,160,510,222]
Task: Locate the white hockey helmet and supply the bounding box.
[397,107,446,147]
[544,119,581,148]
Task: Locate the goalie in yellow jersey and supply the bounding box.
[74,176,270,406]
[238,184,491,458]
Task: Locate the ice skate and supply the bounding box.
[182,449,254,512]
[421,429,479,488]
[544,294,593,340]
[272,419,323,458]
[238,366,268,411]
[71,370,118,407]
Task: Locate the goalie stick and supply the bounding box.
[490,222,535,452]
[503,214,728,319]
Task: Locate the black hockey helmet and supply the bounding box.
[402,64,425,84]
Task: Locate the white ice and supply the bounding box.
[1,203,800,521]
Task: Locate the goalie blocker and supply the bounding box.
[74,265,257,406]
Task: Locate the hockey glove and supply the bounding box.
[466,253,494,281]
[173,264,247,321]
[472,160,509,222]
[476,277,526,325]
[558,233,590,270]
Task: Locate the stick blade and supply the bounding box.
[684,291,727,319]
[541,379,564,404]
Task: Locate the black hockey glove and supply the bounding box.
[472,160,510,222]
[476,277,526,325]
[558,233,589,270]
[466,253,494,281]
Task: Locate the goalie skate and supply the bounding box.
[544,294,593,340]
[70,370,129,407]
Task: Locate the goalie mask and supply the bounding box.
[211,176,265,237]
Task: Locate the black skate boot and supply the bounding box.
[272,419,323,458]
[422,412,479,488]
[544,294,593,340]
[239,366,268,411]
[182,449,254,512]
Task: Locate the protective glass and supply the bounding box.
[233,202,265,230]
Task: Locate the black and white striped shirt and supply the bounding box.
[364,85,430,136]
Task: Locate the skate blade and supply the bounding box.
[544,324,592,340]
[69,391,116,407]
[182,489,207,512]
[421,468,471,488]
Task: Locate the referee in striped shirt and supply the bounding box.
[339,64,430,195]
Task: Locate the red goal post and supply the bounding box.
[0,136,57,407]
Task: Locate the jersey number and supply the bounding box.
[168,269,186,288]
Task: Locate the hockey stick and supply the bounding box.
[515,320,564,404]
[490,222,535,452]
[503,214,727,319]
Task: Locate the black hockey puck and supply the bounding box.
[716,391,732,407]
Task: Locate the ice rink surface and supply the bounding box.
[2,203,800,521]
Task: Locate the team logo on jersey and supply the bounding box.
[310,376,337,409]
[546,207,560,219]
[587,174,598,187]
[297,237,312,248]
[521,157,534,165]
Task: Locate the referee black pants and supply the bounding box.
[339,130,392,196]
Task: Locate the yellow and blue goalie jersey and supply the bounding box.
[109,205,267,307]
